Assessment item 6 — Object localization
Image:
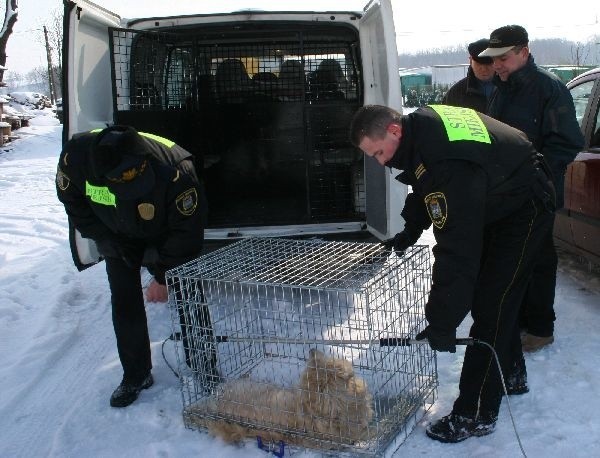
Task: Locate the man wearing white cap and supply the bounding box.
[479,26,583,359]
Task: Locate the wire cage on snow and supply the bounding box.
[166,238,437,456]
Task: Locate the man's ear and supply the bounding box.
[387,123,402,139]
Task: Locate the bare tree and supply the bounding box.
[570,42,590,67]
[26,65,50,93]
[0,0,18,84]
[45,6,62,80]
[35,5,62,98]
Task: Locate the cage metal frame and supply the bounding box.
[167,238,437,456]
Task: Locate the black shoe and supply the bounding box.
[521,333,554,352]
[505,356,529,396]
[506,379,529,395]
[426,413,496,443]
[110,373,154,408]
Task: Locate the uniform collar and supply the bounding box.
[384,116,412,171]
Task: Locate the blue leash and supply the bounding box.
[256,437,285,457]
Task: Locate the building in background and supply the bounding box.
[400,64,469,107]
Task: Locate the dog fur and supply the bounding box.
[188,349,374,447]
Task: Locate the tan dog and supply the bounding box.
[188,349,374,448]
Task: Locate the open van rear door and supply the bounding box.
[63,0,120,270]
[63,0,120,142]
[359,0,407,240]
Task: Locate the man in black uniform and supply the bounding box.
[350,105,555,442]
[56,125,214,407]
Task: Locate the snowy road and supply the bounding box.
[1,121,599,457]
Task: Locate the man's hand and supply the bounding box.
[145,279,168,303]
[381,227,422,255]
[118,240,143,269]
[95,238,120,259]
[415,325,456,353]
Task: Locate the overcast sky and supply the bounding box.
[5,0,600,76]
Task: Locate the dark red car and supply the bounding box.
[554,67,600,265]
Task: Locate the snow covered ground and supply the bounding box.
[0,116,599,458]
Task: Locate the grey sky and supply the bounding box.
[5,0,600,76]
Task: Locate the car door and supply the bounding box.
[63,0,121,270]
[359,0,408,240]
[559,70,600,264]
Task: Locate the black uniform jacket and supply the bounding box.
[389,106,553,332]
[488,55,584,206]
[56,131,207,283]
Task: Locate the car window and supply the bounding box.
[570,80,595,128]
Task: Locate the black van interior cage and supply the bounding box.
[110,25,365,228]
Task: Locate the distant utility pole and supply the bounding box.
[43,25,56,103]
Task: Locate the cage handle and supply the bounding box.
[379,337,475,346]
[213,335,474,346]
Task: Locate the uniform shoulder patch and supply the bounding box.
[56,166,70,191]
[424,192,447,229]
[175,188,198,216]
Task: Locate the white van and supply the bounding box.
[63,0,407,268]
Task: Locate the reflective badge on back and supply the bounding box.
[429,105,491,144]
[424,192,448,229]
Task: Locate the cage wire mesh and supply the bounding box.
[167,238,436,456]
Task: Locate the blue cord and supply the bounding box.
[256,436,285,457]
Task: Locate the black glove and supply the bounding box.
[415,325,456,353]
[95,238,121,259]
[117,239,144,269]
[381,226,422,255]
[95,236,143,269]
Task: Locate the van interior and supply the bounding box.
[110,22,365,230]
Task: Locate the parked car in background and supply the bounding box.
[54,98,63,123]
[554,67,600,265]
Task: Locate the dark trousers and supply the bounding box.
[105,256,152,383]
[452,198,554,420]
[519,220,557,337]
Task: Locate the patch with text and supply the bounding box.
[429,105,491,143]
[85,181,116,207]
